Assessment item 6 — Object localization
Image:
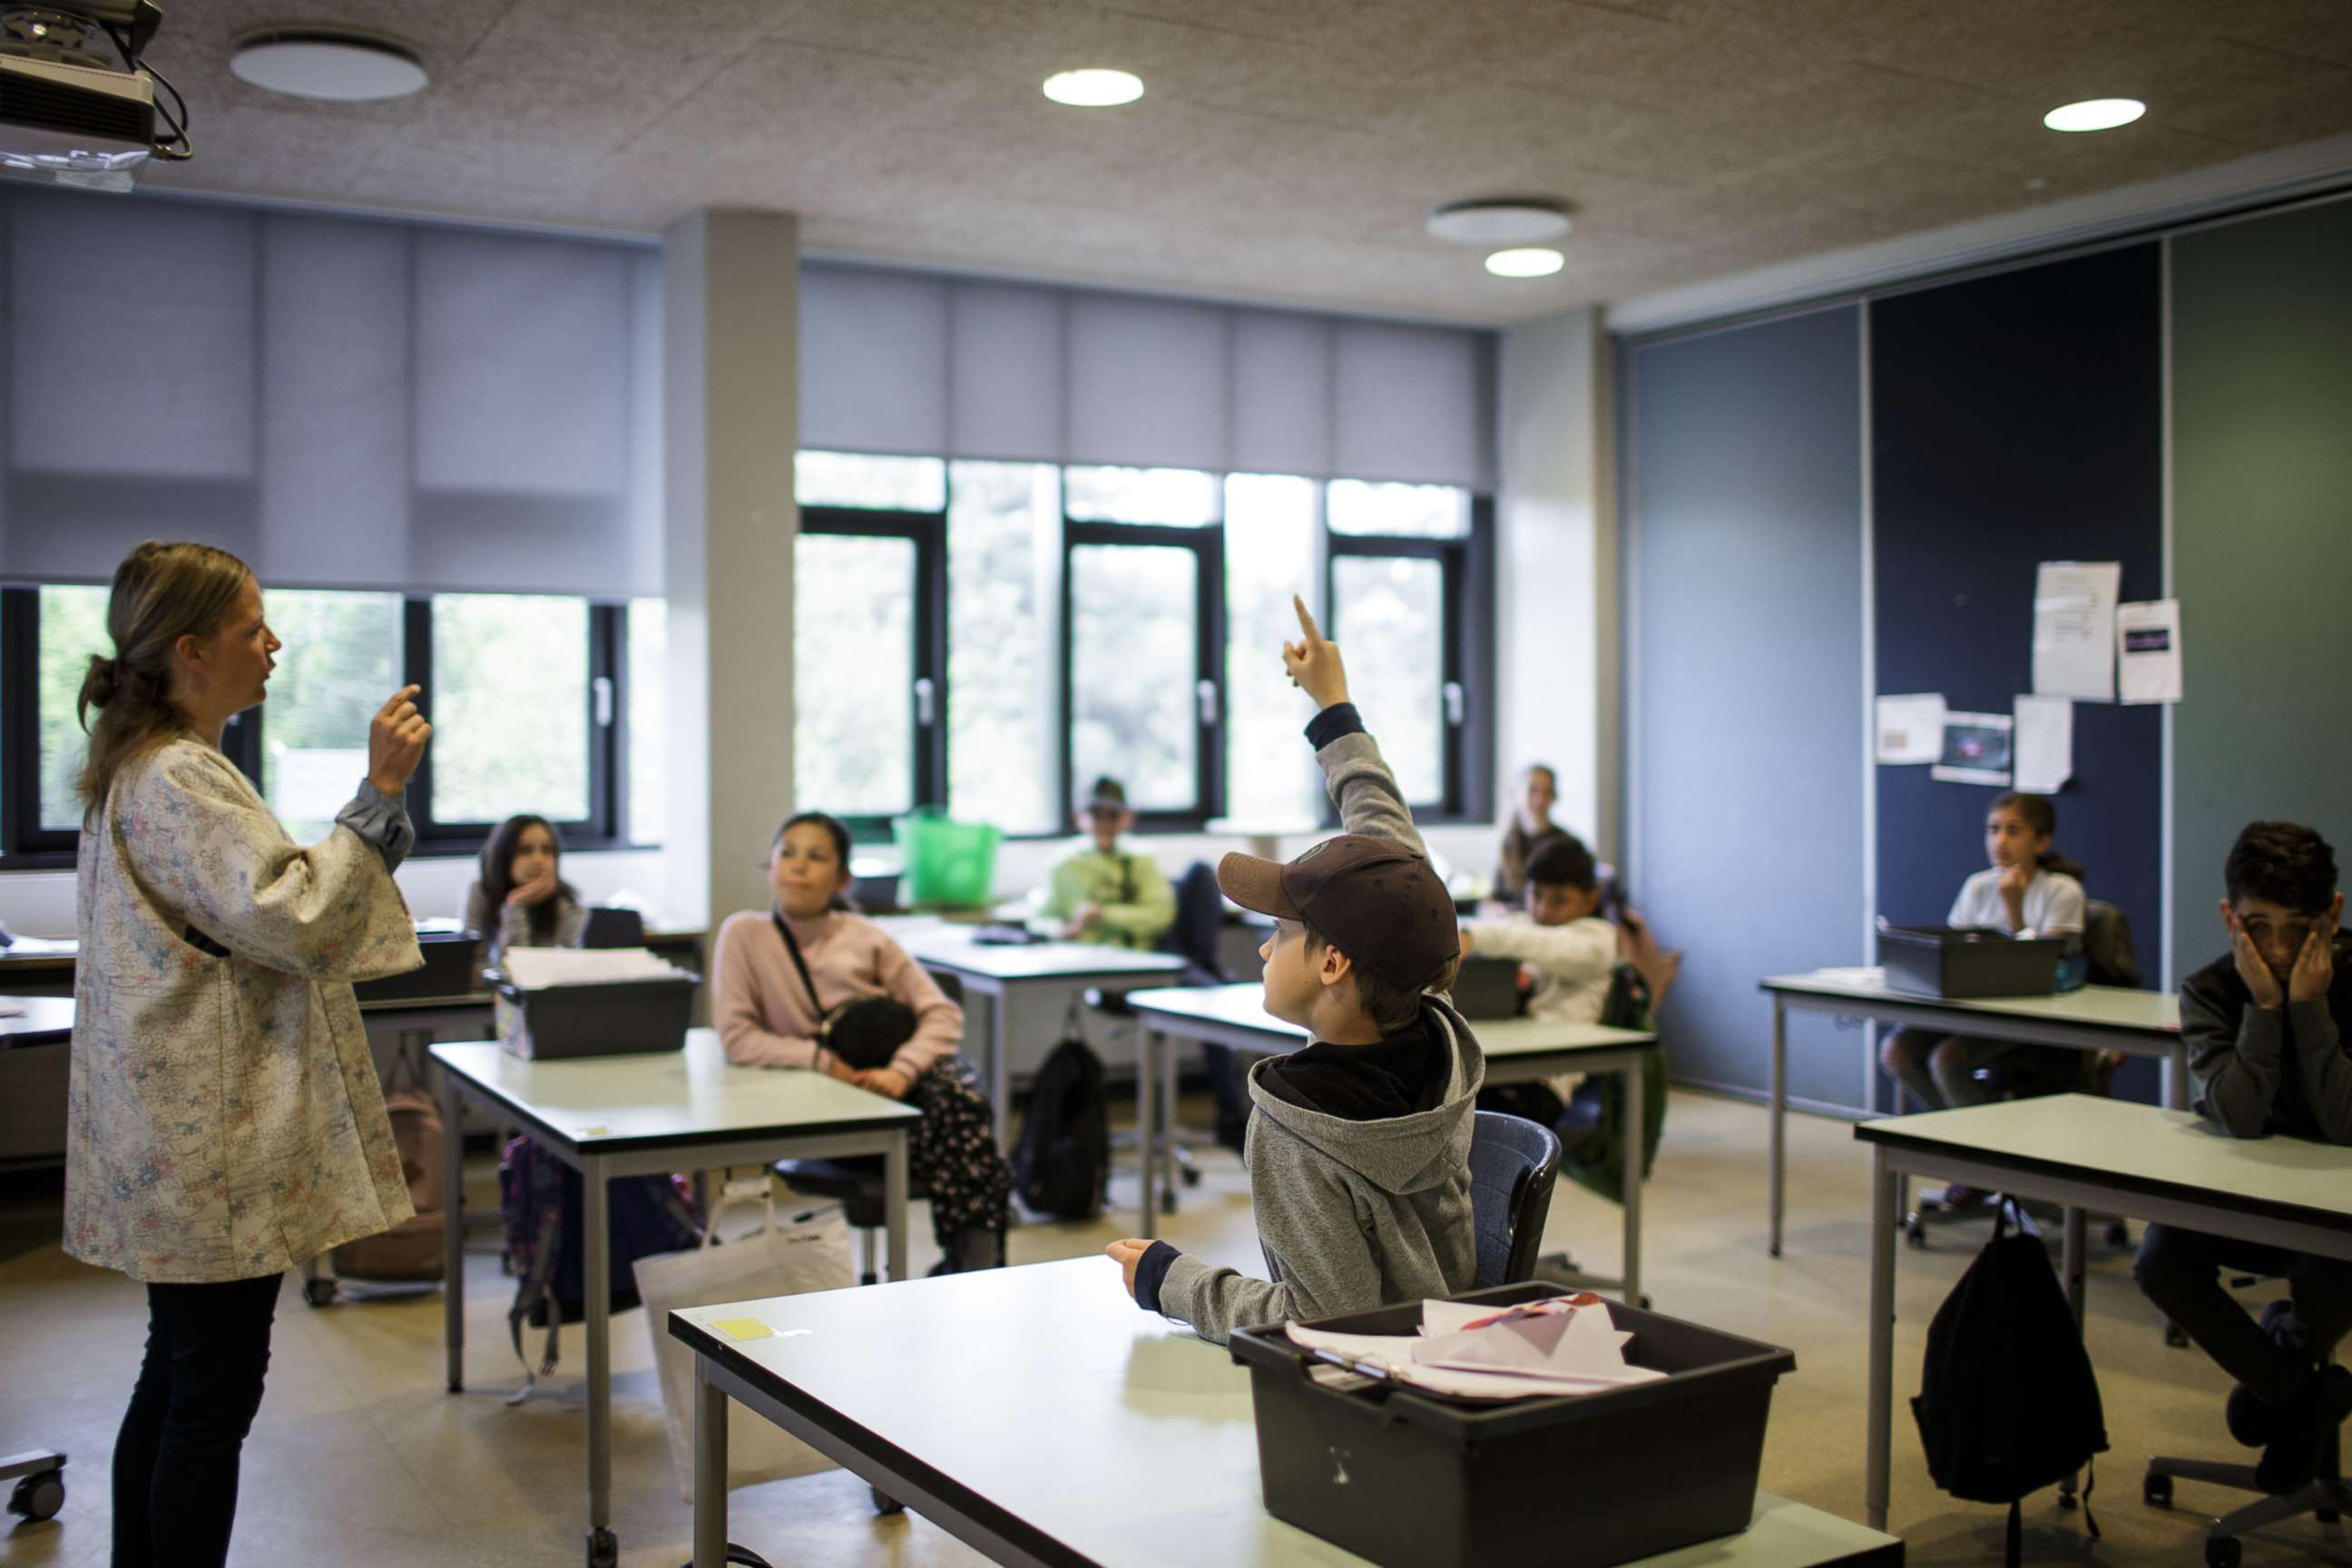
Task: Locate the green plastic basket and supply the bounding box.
[891,810,1000,909]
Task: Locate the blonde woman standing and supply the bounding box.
[64,542,432,1568]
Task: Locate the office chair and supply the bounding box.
[1468,1111,1564,1288]
[579,906,647,948]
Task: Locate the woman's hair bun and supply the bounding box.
[82,653,121,710]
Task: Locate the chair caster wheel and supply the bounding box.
[1180,1167,1202,1189]
[303,1276,337,1308]
[2103,1220,2131,1248]
[586,1525,619,1568]
[1159,1190,1177,1215]
[2165,1321,2190,1348]
[2205,1535,2243,1568]
[2143,1472,2171,1507]
[2057,1487,2077,1511]
[871,1485,906,1515]
[1904,1216,1927,1250]
[8,1471,64,1522]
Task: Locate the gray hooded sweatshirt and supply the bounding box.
[1148,710,1485,1345]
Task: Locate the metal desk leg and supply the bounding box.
[1161,1022,1181,1202]
[1136,1024,1161,1241]
[1622,1053,1644,1308]
[583,1157,616,1568]
[985,990,1009,1151]
[884,1129,910,1282]
[1769,995,1787,1258]
[693,1357,729,1568]
[1866,1147,1896,1531]
[441,1066,466,1394]
[2164,1041,2187,1111]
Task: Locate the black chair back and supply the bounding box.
[1468,1109,1563,1288]
[580,906,646,949]
[1161,861,1229,986]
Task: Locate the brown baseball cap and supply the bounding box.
[1219,835,1459,990]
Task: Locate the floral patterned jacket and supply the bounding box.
[66,739,424,1283]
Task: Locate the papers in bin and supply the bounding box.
[1287,1294,1666,1399]
[499,947,689,988]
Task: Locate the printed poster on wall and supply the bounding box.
[2117,599,2183,704]
[1875,693,1946,764]
[1931,711,2013,787]
[2031,561,2122,701]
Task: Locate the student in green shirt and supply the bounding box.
[1030,777,1175,948]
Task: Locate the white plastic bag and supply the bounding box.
[634,1174,856,1500]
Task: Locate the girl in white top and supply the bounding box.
[1880,792,2087,1118]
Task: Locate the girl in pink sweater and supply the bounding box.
[714,812,1011,1271]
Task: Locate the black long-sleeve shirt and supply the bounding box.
[2180,935,2352,1144]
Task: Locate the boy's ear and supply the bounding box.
[1318,942,1354,988]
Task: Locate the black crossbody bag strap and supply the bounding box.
[771,913,829,1022]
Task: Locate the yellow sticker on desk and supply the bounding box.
[712,1318,773,1341]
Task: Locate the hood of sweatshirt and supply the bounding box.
[1242,993,1485,1197]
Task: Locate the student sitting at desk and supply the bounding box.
[464,813,584,982]
[1879,791,2087,1115]
[1029,775,1175,945]
[1107,598,1481,1343]
[2135,821,2352,1494]
[715,811,1013,1273]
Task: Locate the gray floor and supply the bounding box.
[3,1090,2346,1567]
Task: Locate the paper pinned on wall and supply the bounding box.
[2032,561,2122,701]
[1931,710,2013,786]
[2012,695,2073,794]
[1875,693,1946,764]
[2117,599,2183,704]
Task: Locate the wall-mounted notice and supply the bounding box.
[2032,561,2122,701]
[2012,695,2073,794]
[1875,693,1946,764]
[2117,599,2183,704]
[1932,711,2014,786]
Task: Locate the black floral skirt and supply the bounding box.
[906,1056,1013,1244]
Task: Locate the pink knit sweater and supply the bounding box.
[711,907,963,1077]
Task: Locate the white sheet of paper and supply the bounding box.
[2032,562,2121,701]
[0,999,24,1017]
[1875,693,1946,765]
[499,946,688,987]
[2012,695,2073,794]
[1931,710,2014,787]
[2117,599,2183,704]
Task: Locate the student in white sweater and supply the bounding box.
[1458,833,1621,1102]
[1880,791,2088,1117]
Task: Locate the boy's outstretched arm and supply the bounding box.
[1282,596,1426,859]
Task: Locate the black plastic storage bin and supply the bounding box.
[1228,1283,1796,1568]
[492,973,699,1060]
[354,930,481,1003]
[1880,925,2063,999]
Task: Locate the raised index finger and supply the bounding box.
[377,684,421,719]
[1292,594,1324,644]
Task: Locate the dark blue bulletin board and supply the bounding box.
[1869,244,2165,1099]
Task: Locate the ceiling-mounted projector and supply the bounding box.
[0,2,187,192]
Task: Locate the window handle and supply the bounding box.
[915,677,936,728]
[593,676,614,729]
[1444,681,1465,727]
[1197,680,1220,727]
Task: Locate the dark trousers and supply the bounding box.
[2134,1225,2352,1404]
[111,1271,283,1568]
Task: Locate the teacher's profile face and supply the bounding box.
[201,576,281,714]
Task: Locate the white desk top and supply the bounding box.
[428,1028,917,1154]
[1766,968,2178,1033]
[1857,1093,2352,1229]
[894,921,1191,983]
[674,1258,1894,1568]
[0,995,74,1042]
[1124,982,1655,1059]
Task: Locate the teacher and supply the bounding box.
[1488,761,1568,910]
[64,541,432,1568]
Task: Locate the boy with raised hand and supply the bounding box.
[1106,598,1483,1344]
[2134,821,2352,1494]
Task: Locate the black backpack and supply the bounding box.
[1913,1205,2108,1564]
[1012,1007,1111,1220]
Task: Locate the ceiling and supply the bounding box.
[132,0,2352,324]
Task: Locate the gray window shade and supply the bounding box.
[798,264,947,456]
[1230,310,1331,477]
[948,281,1062,462]
[1065,293,1229,471]
[1332,321,1494,489]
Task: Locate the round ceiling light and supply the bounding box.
[1485,247,1564,279]
[2043,97,2145,132]
[1428,198,1573,245]
[230,28,427,102]
[1043,69,1144,108]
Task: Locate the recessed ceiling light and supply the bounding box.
[230,27,427,101]
[1485,248,1563,279]
[2043,98,2145,133]
[1428,199,1573,246]
[1044,69,1143,108]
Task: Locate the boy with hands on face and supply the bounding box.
[1106,599,1484,1344]
[2135,821,2352,1494]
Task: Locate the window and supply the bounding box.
[1331,554,1447,805]
[947,461,1058,836]
[1064,466,1220,528]
[424,593,592,826]
[626,598,666,847]
[259,590,404,843]
[34,584,111,833]
[1328,479,1473,540]
[797,449,946,512]
[794,505,946,832]
[1223,475,1324,826]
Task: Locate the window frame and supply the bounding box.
[797,505,949,840]
[1058,518,1228,832]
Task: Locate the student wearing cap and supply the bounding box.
[1028,776,1175,947]
[1106,598,1484,1344]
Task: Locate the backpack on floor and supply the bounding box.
[1012,1007,1111,1220]
[1913,1204,2109,1565]
[330,1083,446,1281]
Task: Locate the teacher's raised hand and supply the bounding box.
[367,684,432,796]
